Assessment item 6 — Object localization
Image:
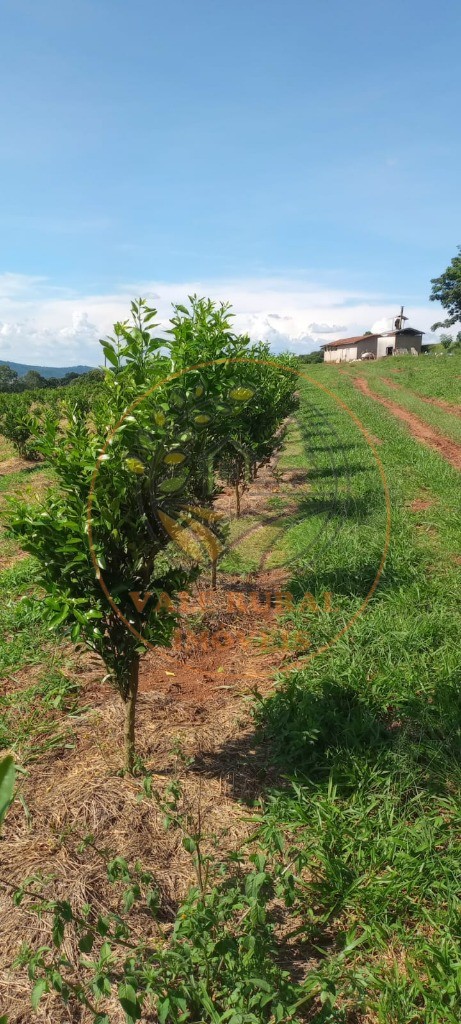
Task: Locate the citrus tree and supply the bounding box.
[167,299,298,516]
[0,393,44,459]
[5,298,298,770]
[6,301,225,772]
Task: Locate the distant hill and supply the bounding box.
[0,359,95,379]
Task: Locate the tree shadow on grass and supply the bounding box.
[188,682,396,803]
[289,559,395,600]
[306,463,370,480]
[189,728,281,804]
[303,442,359,454]
[189,674,461,805]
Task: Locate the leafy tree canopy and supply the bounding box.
[21,370,47,389]
[296,350,324,364]
[430,246,461,330]
[0,364,19,391]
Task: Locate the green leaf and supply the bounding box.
[99,941,112,962]
[0,755,15,830]
[52,914,65,947]
[123,888,135,912]
[102,345,119,367]
[249,978,272,992]
[31,978,47,1010]
[158,471,189,494]
[158,997,170,1023]
[78,932,94,953]
[118,982,141,1023]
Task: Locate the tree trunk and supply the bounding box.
[211,558,217,590]
[235,478,240,517]
[124,655,140,774]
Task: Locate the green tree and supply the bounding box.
[22,369,47,390]
[430,246,461,330]
[439,332,461,352]
[0,364,19,392]
[6,301,230,771]
[5,297,297,769]
[297,350,324,364]
[0,395,41,458]
[7,305,192,770]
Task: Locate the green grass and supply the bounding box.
[359,374,461,445]
[343,351,461,402]
[0,666,81,763]
[0,557,85,762]
[0,461,85,763]
[0,463,50,495]
[248,367,461,1022]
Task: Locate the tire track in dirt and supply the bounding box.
[353,376,461,471]
[380,377,461,418]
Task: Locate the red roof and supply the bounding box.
[322,334,379,350]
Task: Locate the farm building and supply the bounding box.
[322,309,424,363]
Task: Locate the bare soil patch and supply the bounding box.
[140,570,289,706]
[380,376,403,389]
[0,457,35,476]
[407,493,437,513]
[353,377,461,470]
[0,545,27,572]
[365,432,383,447]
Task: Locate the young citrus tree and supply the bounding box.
[6,301,224,772]
[0,392,43,459]
[5,298,297,768]
[167,300,298,516]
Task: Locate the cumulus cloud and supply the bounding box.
[0,311,101,367]
[0,272,439,366]
[308,322,347,334]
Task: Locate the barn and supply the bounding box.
[322,310,424,363]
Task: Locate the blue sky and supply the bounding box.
[0,0,460,365]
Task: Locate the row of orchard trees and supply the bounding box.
[5,297,298,771]
[0,371,103,459]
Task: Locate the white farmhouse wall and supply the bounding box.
[377,335,394,357]
[324,346,358,362]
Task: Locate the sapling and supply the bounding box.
[6,301,220,772]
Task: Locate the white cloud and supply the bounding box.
[0,272,440,366]
[308,322,347,334]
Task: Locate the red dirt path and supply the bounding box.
[380,377,461,418]
[353,376,461,471]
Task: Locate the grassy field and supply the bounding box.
[1,354,461,1022]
